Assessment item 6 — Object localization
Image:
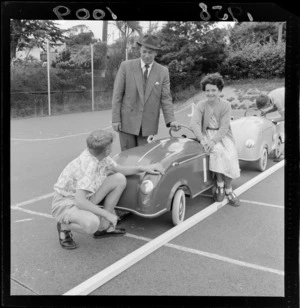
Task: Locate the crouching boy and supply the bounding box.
[52,129,164,249]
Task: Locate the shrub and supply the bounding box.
[219,42,285,79]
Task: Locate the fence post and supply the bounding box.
[47,39,51,116]
[91,44,95,111]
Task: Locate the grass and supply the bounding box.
[11,78,285,118]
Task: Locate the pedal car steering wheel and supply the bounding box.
[169,124,195,137]
[244,108,262,117]
[244,108,277,124]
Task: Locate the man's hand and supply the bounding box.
[169,121,181,131]
[260,111,266,117]
[112,122,121,132]
[141,163,165,175]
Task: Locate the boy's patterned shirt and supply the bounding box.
[54,149,116,199]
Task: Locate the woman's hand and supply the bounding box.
[141,163,165,175]
[206,140,216,153]
[199,139,208,153]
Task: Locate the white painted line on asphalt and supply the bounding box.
[11,198,284,278]
[11,206,53,219]
[11,103,192,142]
[201,194,284,209]
[165,242,284,276]
[11,126,112,142]
[234,160,284,196]
[12,193,54,208]
[64,160,284,295]
[175,103,192,114]
[125,233,283,276]
[159,103,192,117]
[14,218,33,222]
[10,206,284,276]
[240,199,284,209]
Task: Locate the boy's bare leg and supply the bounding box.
[67,208,101,234]
[61,173,127,235]
[89,172,127,231]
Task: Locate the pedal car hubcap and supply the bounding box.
[262,150,267,168]
[275,139,282,157]
[179,197,184,219]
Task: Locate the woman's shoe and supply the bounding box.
[57,222,77,250]
[213,185,225,202]
[226,191,240,207]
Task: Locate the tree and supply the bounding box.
[10,20,66,62]
[156,22,227,90]
[229,22,286,50]
[53,42,108,71]
[73,42,107,70]
[66,31,98,48]
[114,21,142,60]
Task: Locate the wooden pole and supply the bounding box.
[278,22,283,46]
[47,40,51,116]
[102,20,108,43]
[91,44,94,111]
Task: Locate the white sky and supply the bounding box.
[55,20,162,44]
[55,20,234,44]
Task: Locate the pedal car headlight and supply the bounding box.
[140,180,154,194]
[245,139,255,148]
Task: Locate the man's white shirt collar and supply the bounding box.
[141,59,154,72]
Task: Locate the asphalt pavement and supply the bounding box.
[10,105,285,300]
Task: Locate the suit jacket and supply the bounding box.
[190,99,234,144]
[112,58,175,136]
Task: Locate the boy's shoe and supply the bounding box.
[115,209,132,223]
[93,228,126,239]
[213,185,225,202]
[57,222,77,250]
[226,192,240,207]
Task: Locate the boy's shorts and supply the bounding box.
[51,193,77,224]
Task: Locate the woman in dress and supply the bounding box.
[190,73,241,206]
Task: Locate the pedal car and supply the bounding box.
[113,125,214,225]
[230,108,283,172]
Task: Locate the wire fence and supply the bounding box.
[11,43,119,118]
[10,65,116,118]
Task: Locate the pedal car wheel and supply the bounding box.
[171,189,186,226]
[274,138,283,159]
[256,147,268,172]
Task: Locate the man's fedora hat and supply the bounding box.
[136,34,161,50]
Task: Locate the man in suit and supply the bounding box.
[112,34,180,151]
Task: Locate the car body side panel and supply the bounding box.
[114,137,214,217]
[231,116,276,161]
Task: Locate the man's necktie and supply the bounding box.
[144,64,149,84]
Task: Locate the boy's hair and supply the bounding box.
[201,73,224,91]
[256,94,270,109]
[86,129,115,156]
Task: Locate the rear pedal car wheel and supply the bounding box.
[274,138,283,159]
[256,147,268,172]
[171,189,186,226]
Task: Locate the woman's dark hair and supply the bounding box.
[201,73,224,91]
